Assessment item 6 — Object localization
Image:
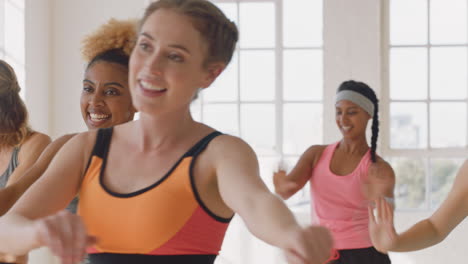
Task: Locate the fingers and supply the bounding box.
[34,211,91,264]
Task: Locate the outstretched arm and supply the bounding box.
[214,136,333,264]
[370,160,468,252]
[0,132,95,262]
[0,134,75,216]
[273,145,325,199]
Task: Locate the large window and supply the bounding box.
[0,0,25,97]
[386,0,467,210]
[190,0,323,263]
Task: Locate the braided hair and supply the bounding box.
[338,80,379,163]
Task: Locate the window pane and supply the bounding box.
[203,104,239,136]
[390,157,427,209]
[283,49,323,101]
[240,104,276,155]
[215,2,238,25]
[430,0,467,44]
[283,0,322,47]
[430,158,464,208]
[390,103,428,149]
[390,48,427,100]
[204,53,238,102]
[430,103,467,148]
[5,0,24,63]
[283,103,322,155]
[240,50,275,101]
[239,2,275,48]
[390,0,427,45]
[430,47,467,100]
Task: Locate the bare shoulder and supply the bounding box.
[18,132,51,160]
[208,134,256,158]
[34,133,78,161]
[301,145,327,167]
[369,157,395,183]
[21,131,51,150]
[53,133,77,145]
[62,130,96,150]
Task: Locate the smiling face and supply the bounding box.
[129,8,223,117]
[335,100,371,139]
[80,61,135,130]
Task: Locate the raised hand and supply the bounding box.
[273,169,301,199]
[283,226,334,264]
[368,197,398,253]
[33,210,96,264]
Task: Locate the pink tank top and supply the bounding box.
[309,141,372,250]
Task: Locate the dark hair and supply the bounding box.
[87,48,130,70]
[140,0,239,67]
[0,60,31,147]
[337,80,379,163]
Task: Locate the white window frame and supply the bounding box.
[382,0,468,210]
[200,0,324,161]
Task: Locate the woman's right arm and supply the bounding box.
[0,134,75,216]
[0,132,95,260]
[273,145,325,199]
[370,160,468,252]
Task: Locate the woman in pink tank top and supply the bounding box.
[274,80,395,264]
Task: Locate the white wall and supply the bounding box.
[24,0,51,135]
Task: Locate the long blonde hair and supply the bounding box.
[0,60,31,148]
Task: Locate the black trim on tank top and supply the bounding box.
[83,128,114,173]
[88,253,217,264]
[97,130,226,198]
[189,132,234,223]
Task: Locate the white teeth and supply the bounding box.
[140,80,166,92]
[342,126,351,131]
[90,113,110,121]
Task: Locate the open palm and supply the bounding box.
[368,197,398,253]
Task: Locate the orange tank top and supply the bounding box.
[78,128,232,264]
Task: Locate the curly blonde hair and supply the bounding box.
[81,18,138,67]
[0,60,31,148]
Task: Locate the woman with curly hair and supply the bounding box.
[0,18,136,263]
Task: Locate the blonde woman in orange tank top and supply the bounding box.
[0,1,334,264]
[274,80,395,264]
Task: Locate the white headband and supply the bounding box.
[335,90,374,117]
